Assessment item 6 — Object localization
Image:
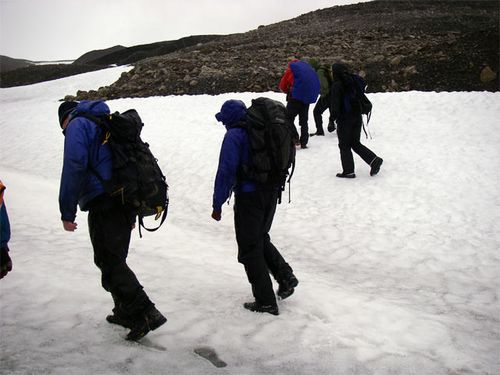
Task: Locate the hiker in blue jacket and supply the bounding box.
[279,57,320,149]
[0,180,13,280]
[211,99,298,316]
[58,100,166,341]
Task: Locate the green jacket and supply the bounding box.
[317,65,332,98]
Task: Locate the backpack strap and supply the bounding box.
[138,206,168,238]
[71,112,111,144]
[286,158,296,203]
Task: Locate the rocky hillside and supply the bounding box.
[0,55,33,73]
[0,64,107,87]
[74,35,223,66]
[73,45,127,65]
[71,0,498,100]
[3,0,498,96]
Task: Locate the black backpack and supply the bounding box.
[343,74,373,137]
[241,97,296,202]
[344,75,372,117]
[76,109,169,236]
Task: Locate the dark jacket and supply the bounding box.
[0,204,10,248]
[59,101,112,221]
[329,64,362,126]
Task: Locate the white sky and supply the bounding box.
[0,0,372,61]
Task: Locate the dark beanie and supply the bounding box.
[331,63,349,75]
[58,101,78,127]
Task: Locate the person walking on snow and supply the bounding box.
[279,56,320,149]
[309,59,333,136]
[57,100,166,341]
[211,99,299,316]
[328,63,383,178]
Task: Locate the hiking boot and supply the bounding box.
[370,157,383,176]
[277,274,299,300]
[106,313,134,329]
[0,246,12,279]
[126,306,167,341]
[243,302,279,316]
[336,172,356,178]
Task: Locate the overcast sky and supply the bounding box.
[0,0,371,61]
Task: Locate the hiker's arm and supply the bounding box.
[279,68,293,94]
[329,82,342,124]
[212,131,241,218]
[59,119,90,224]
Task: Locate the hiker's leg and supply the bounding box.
[260,191,293,280]
[234,192,276,306]
[313,101,323,133]
[285,100,301,142]
[298,103,310,147]
[313,97,328,134]
[88,203,153,317]
[336,122,355,173]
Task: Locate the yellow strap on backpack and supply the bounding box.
[154,206,163,221]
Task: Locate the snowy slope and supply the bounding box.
[0,66,499,375]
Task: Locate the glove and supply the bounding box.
[0,245,12,279]
[327,121,336,133]
[211,210,221,221]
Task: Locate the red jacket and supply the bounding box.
[279,60,297,94]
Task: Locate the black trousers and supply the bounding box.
[286,98,310,147]
[313,95,330,134]
[336,118,377,174]
[88,198,153,318]
[234,190,293,306]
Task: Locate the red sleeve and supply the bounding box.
[279,68,294,93]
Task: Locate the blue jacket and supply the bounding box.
[213,103,256,212]
[0,204,10,248]
[288,60,320,104]
[59,101,112,221]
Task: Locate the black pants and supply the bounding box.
[234,190,293,306]
[337,118,377,174]
[88,198,153,318]
[286,98,310,147]
[313,95,330,134]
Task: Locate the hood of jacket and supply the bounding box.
[215,100,247,129]
[331,63,351,84]
[73,100,111,118]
